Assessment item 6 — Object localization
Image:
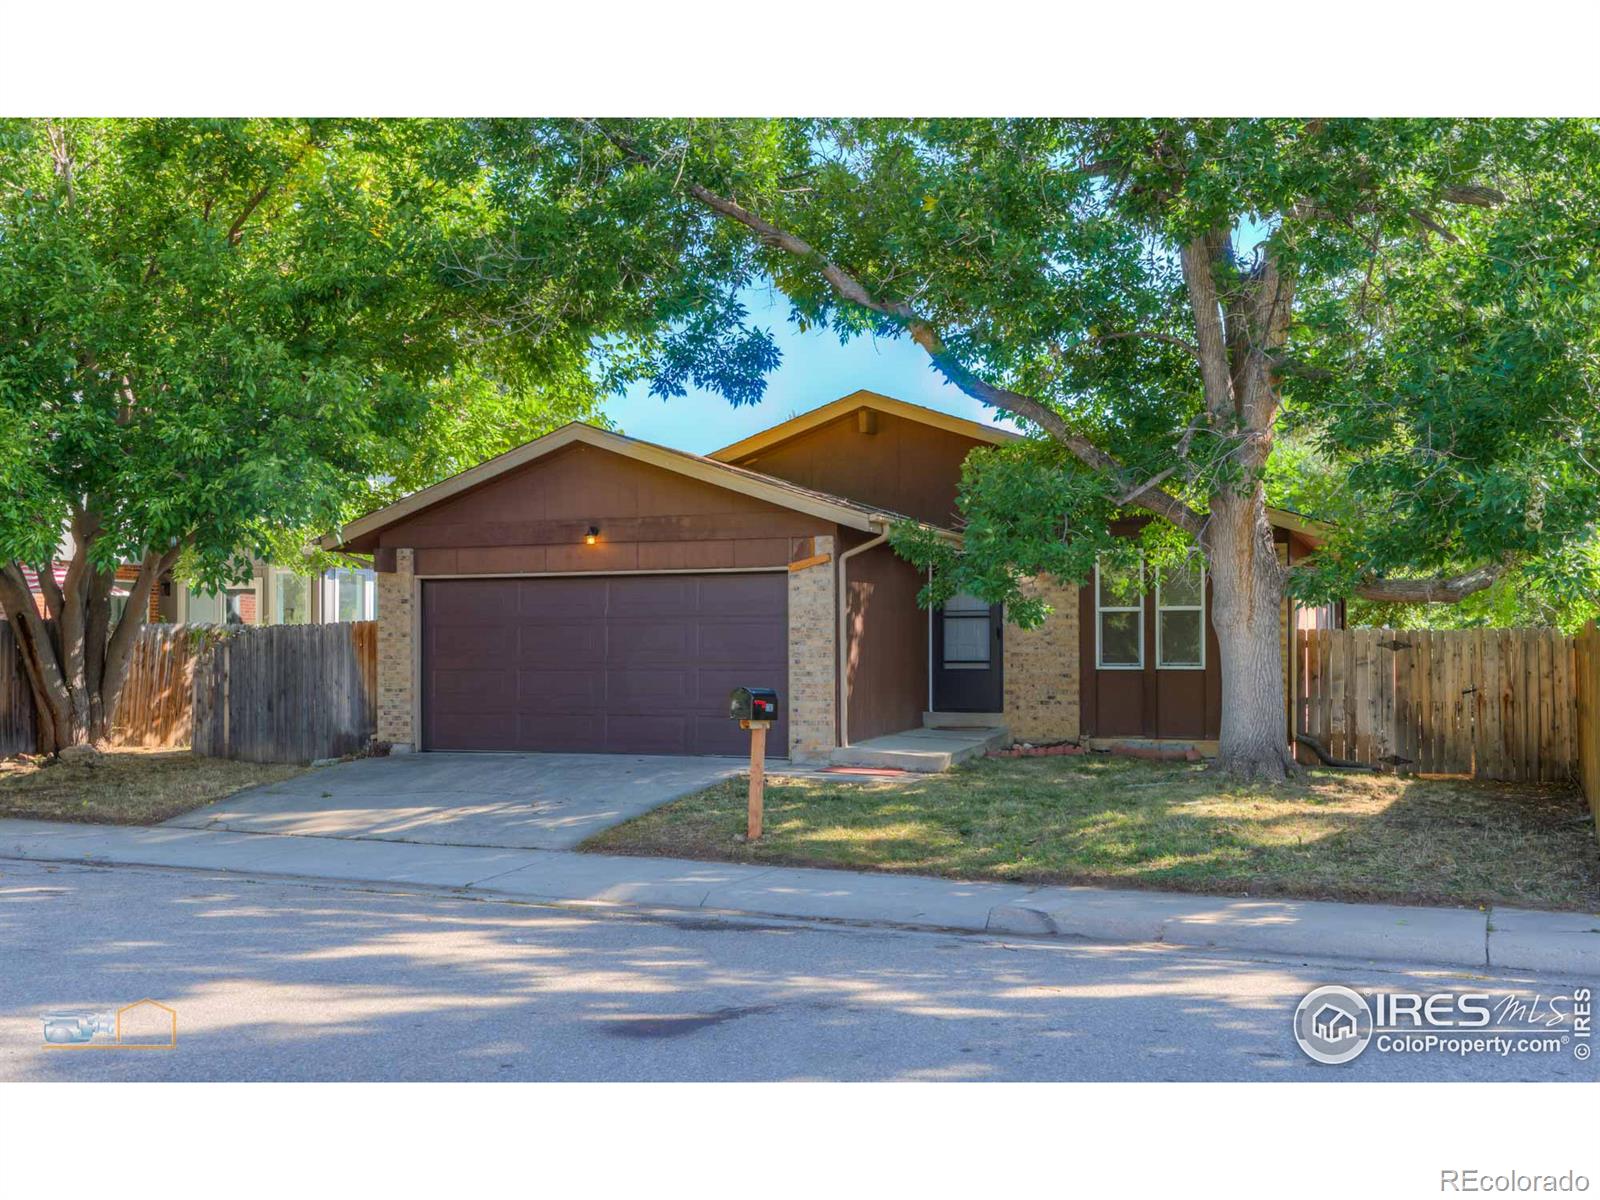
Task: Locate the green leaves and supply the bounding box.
[0,119,614,586]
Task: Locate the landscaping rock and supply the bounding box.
[56,745,104,767]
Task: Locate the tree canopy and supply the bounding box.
[0,118,613,746]
[477,118,1600,776]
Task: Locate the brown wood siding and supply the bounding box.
[1078,577,1223,740]
[377,443,834,574]
[845,540,928,742]
[724,408,992,527]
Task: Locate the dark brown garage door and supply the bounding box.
[421,573,788,755]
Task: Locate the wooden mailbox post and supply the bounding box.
[728,686,780,841]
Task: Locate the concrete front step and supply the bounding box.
[922,711,1005,729]
[830,725,1008,773]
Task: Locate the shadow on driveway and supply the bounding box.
[163,752,744,849]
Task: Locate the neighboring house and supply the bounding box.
[1,562,151,624]
[155,562,377,627]
[324,389,1341,761]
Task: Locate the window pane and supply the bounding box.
[943,590,989,615]
[1099,610,1141,666]
[188,589,223,625]
[1159,560,1204,608]
[336,570,362,622]
[943,616,990,666]
[1098,561,1142,607]
[224,588,256,625]
[276,573,310,624]
[1159,609,1203,667]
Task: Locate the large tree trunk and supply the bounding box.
[1203,490,1294,783]
[0,542,176,755]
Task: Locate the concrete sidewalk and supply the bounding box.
[2,817,1596,979]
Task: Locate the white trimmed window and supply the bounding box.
[1156,559,1206,669]
[272,569,312,624]
[1095,559,1143,669]
[324,567,376,623]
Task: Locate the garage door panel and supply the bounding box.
[695,572,786,616]
[423,575,788,754]
[514,713,607,752]
[607,575,699,616]
[515,668,605,713]
[697,618,788,664]
[429,623,514,665]
[429,712,520,751]
[516,622,606,666]
[605,715,691,755]
[516,577,605,617]
[689,715,753,756]
[428,668,517,712]
[604,668,696,710]
[605,618,695,663]
[693,666,778,708]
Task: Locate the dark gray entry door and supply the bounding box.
[931,592,1004,712]
[422,573,788,755]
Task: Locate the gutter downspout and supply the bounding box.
[837,521,890,749]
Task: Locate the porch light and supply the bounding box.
[585,526,600,546]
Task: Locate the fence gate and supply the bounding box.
[1297,627,1577,782]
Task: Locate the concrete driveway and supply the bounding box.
[164,752,744,850]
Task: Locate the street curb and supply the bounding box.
[4,821,1598,980]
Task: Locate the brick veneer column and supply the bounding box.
[1002,575,1080,744]
[376,548,416,752]
[786,536,837,762]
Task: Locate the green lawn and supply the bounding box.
[0,749,304,825]
[583,754,1600,911]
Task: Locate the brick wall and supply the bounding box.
[1003,575,1080,744]
[375,547,415,750]
[786,535,837,762]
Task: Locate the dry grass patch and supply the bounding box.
[0,749,304,825]
[583,754,1600,911]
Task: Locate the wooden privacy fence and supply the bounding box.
[1297,627,1579,782]
[193,621,377,763]
[1577,622,1599,829]
[108,624,216,749]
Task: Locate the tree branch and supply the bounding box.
[588,121,1205,536]
[1440,185,1506,207]
[1179,231,1237,423]
[1089,329,1200,359]
[1352,560,1507,603]
[225,181,275,245]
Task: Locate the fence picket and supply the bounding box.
[1293,626,1579,783]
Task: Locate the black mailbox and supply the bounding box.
[728,686,780,723]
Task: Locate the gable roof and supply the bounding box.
[709,389,1021,464]
[321,422,919,552]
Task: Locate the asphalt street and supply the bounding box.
[2,859,1594,1082]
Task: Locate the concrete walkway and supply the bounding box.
[830,726,1006,772]
[3,817,1596,978]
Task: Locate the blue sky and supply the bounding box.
[600,216,1275,455]
[599,286,1020,455]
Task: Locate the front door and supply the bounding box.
[932,592,1004,712]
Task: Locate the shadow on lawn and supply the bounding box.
[593,756,1600,912]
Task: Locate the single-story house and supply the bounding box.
[324,389,1339,762]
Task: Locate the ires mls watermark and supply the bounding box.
[1293,984,1591,1065]
[41,999,177,1049]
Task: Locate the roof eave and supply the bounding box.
[320,422,897,553]
[708,389,1019,463]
